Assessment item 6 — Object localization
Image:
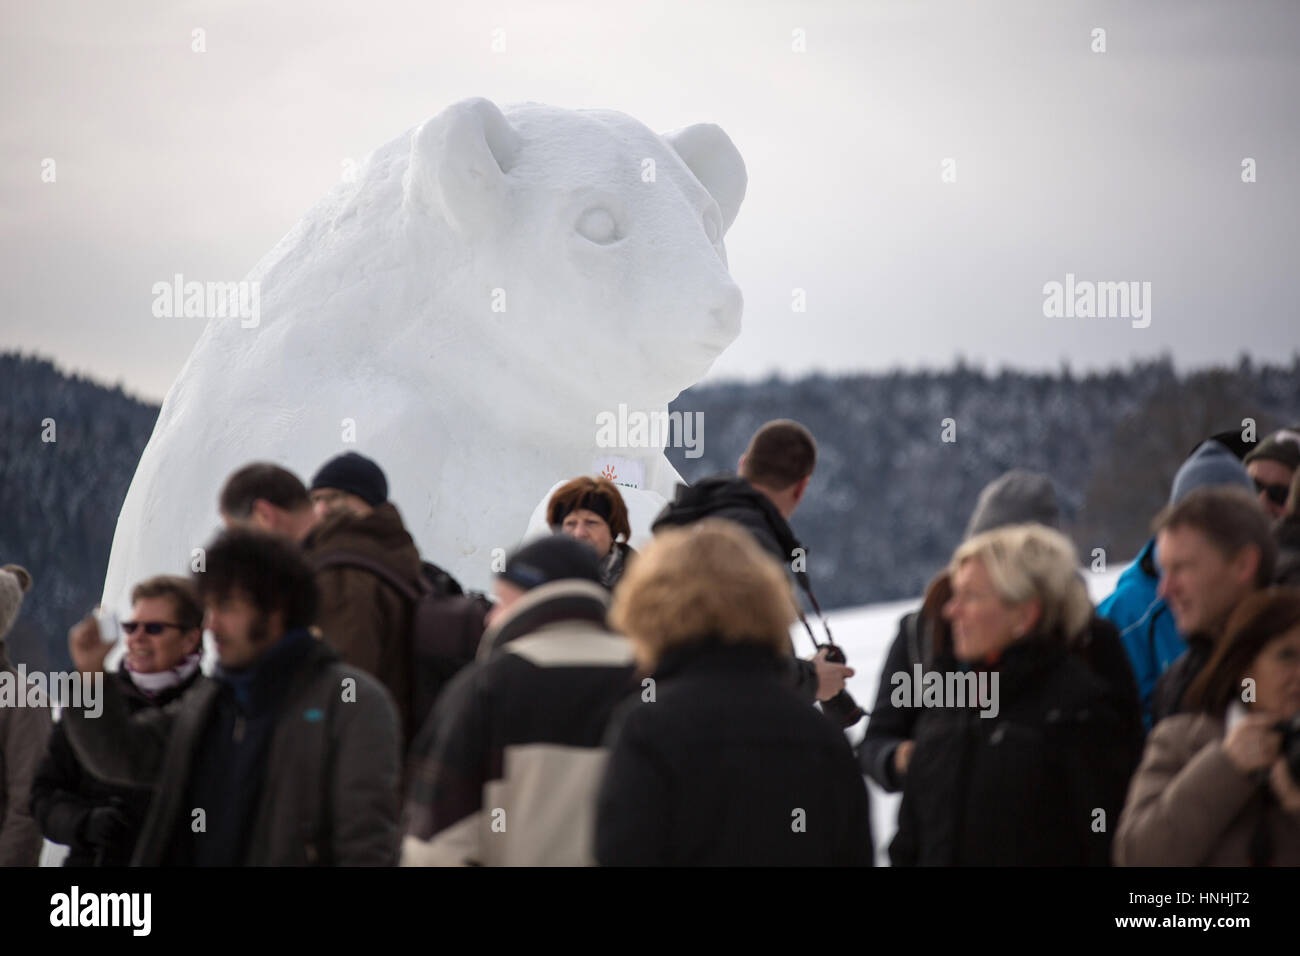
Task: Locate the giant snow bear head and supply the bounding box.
[401,99,746,405]
[102,98,747,609]
[244,97,747,409]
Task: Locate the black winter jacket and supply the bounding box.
[30,669,199,866]
[860,609,927,792]
[595,641,873,866]
[652,474,822,700]
[889,634,1133,866]
[860,579,1141,794]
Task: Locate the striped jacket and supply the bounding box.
[402,579,637,866]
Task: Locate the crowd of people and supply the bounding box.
[1,419,1299,866]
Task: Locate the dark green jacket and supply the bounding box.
[64,638,401,866]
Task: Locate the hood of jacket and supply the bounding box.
[652,473,802,562]
[1118,537,1160,588]
[480,579,612,657]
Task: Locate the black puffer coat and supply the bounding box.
[889,633,1135,866]
[652,474,821,700]
[596,641,873,866]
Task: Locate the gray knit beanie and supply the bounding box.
[965,470,1060,539]
[1169,440,1252,505]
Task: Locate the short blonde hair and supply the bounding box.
[949,524,1093,643]
[609,519,796,670]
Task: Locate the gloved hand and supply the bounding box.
[82,804,133,849]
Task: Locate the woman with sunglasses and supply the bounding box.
[31,576,203,866]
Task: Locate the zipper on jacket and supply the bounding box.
[233,714,246,743]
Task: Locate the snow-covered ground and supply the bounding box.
[812,567,1124,865]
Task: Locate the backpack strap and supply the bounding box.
[310,549,430,603]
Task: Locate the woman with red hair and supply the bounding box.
[547,477,636,589]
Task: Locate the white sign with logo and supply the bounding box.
[591,455,645,491]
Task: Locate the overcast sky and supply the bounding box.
[2,0,1297,404]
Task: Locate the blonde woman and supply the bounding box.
[594,519,872,866]
[889,524,1134,866]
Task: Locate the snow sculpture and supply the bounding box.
[102,97,746,608]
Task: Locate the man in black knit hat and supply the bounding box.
[302,452,426,745]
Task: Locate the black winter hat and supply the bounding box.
[310,452,388,506]
[1244,428,1300,472]
[499,535,602,591]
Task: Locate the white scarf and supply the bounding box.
[126,652,201,698]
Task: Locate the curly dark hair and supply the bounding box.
[193,528,318,630]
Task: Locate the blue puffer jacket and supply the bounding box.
[1097,538,1186,730]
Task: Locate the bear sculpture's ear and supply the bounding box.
[662,123,747,234]
[406,97,522,237]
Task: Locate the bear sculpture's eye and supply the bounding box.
[576,207,620,245]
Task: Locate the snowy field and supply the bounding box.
[817,567,1124,865]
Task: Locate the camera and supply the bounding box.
[819,643,866,728]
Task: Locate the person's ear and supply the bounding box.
[791,475,811,504]
[737,453,747,476]
[1232,544,1261,590]
[251,499,275,530]
[183,628,202,656]
[1014,599,1042,637]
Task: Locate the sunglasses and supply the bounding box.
[121,621,186,636]
[1255,479,1290,507]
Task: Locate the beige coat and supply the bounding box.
[1114,711,1300,866]
[0,641,52,866]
